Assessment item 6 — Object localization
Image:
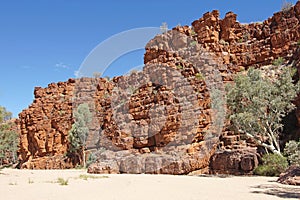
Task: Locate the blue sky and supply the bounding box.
[0,0,297,117]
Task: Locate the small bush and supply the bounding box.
[272,57,284,66]
[28,178,34,184]
[176,64,183,70]
[195,72,205,81]
[190,41,197,46]
[57,178,68,186]
[8,182,17,186]
[79,174,109,181]
[284,140,300,166]
[191,30,197,36]
[254,154,288,176]
[86,153,97,167]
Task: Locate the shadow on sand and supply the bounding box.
[251,183,300,199]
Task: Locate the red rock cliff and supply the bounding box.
[18,2,300,174]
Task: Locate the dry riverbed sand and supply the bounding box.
[0,168,299,200]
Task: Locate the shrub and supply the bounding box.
[284,140,300,166]
[272,57,284,66]
[79,174,108,180]
[57,178,68,186]
[190,30,197,36]
[86,152,97,167]
[195,72,205,81]
[0,123,19,166]
[176,64,183,70]
[190,41,197,46]
[254,154,288,176]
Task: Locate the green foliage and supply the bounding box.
[254,154,288,176]
[284,139,300,166]
[79,174,108,181]
[226,67,300,154]
[176,64,183,70]
[190,41,197,46]
[86,152,97,167]
[0,106,18,166]
[57,177,68,186]
[190,30,197,36]
[68,103,92,167]
[195,72,205,81]
[272,57,284,66]
[237,38,244,43]
[0,128,18,165]
[0,106,12,123]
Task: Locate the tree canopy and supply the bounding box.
[0,106,12,123]
[0,106,18,166]
[68,103,92,167]
[226,67,300,154]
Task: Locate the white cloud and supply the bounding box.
[20,65,31,69]
[55,62,70,69]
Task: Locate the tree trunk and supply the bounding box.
[244,132,283,156]
[82,148,86,168]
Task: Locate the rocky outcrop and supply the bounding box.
[278,165,300,185]
[18,79,75,169]
[209,148,259,175]
[190,4,300,69]
[18,2,300,175]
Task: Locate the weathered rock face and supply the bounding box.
[278,165,300,186]
[18,2,300,174]
[190,4,300,69]
[18,79,75,169]
[209,148,259,175]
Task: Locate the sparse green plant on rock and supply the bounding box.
[284,139,300,166]
[190,41,197,46]
[176,64,183,70]
[68,103,92,168]
[226,67,300,155]
[190,29,197,36]
[195,72,205,81]
[254,153,288,176]
[272,57,284,66]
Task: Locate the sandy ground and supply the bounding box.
[0,168,299,200]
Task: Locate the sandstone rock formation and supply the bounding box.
[278,165,300,185]
[18,2,300,175]
[209,148,259,175]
